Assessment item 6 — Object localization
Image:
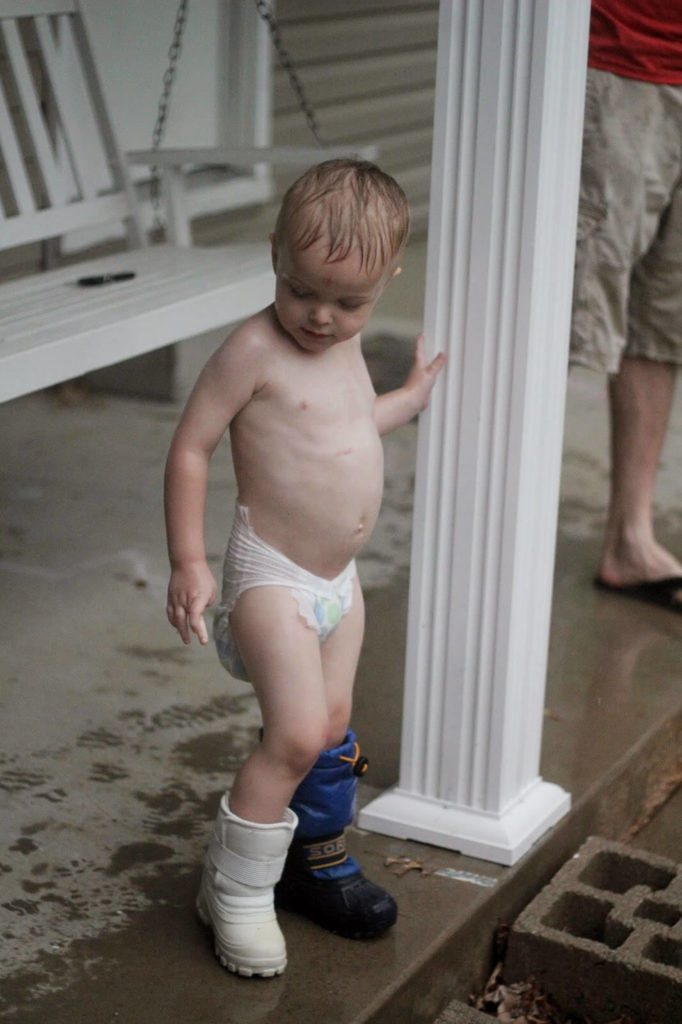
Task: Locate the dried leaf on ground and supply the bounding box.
[471,962,638,1023]
[384,855,435,877]
[472,963,565,1022]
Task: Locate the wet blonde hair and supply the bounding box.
[273,159,410,272]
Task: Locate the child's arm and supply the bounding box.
[164,330,260,645]
[374,333,446,436]
[165,431,217,646]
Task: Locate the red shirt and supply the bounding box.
[589,0,682,84]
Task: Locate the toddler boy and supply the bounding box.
[165,159,445,977]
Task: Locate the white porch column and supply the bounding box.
[359,0,590,865]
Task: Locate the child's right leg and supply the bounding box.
[198,586,332,977]
[228,585,334,822]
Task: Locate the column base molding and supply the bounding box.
[358,780,570,867]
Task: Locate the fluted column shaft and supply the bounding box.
[359,0,590,865]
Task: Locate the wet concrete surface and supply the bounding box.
[1,328,681,1022]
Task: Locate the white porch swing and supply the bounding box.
[0,0,375,402]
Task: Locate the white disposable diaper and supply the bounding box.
[213,505,355,680]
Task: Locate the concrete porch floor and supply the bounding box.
[1,278,681,1021]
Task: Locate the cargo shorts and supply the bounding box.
[571,67,682,374]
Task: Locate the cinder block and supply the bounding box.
[505,836,682,1023]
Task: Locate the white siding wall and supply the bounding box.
[271,0,438,229]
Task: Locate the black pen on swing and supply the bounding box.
[77,272,136,286]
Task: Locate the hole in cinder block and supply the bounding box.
[542,892,630,949]
[643,935,682,969]
[635,899,681,928]
[578,850,675,894]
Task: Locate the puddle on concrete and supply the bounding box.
[134,781,218,841]
[77,727,125,750]
[174,726,260,775]
[1,680,261,986]
[545,530,682,796]
[0,859,292,1024]
[105,841,175,877]
[0,763,52,794]
[87,762,131,783]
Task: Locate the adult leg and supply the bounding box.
[571,72,682,607]
[600,356,682,588]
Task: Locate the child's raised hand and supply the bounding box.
[405,333,446,412]
[166,561,218,646]
[374,333,446,435]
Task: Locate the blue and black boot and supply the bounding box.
[274,730,397,939]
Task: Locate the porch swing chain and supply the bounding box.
[149,0,325,232]
[253,0,326,147]
[150,0,189,230]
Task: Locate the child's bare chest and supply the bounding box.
[260,345,374,429]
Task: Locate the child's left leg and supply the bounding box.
[276,576,398,938]
[321,572,365,744]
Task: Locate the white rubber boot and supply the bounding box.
[196,797,297,978]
